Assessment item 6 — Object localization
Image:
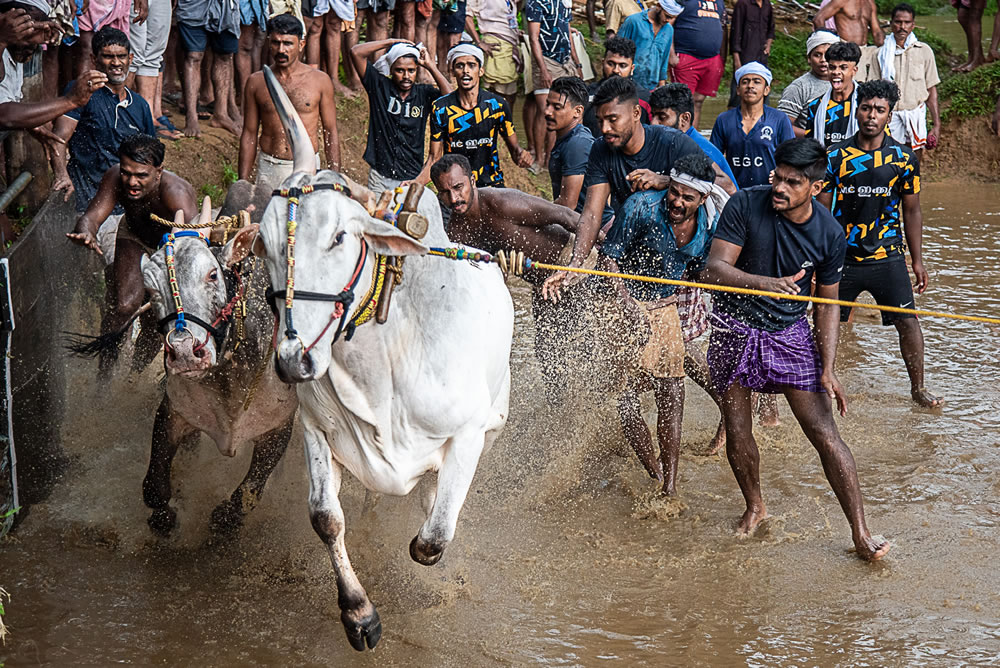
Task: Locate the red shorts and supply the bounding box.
[670,52,724,97]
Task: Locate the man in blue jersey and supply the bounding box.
[817,79,939,408]
[650,83,736,184]
[710,62,794,188]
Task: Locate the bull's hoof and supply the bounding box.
[148,507,177,537]
[409,535,444,566]
[342,606,382,651]
[209,500,244,535]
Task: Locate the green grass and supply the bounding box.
[939,61,1000,119]
[875,0,997,15]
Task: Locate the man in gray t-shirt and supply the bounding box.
[779,31,837,134]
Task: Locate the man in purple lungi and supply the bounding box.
[702,137,891,561]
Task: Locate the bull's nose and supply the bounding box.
[276,338,315,383]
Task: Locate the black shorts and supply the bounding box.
[838,258,916,325]
[178,23,239,54]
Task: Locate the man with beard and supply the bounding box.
[796,41,865,147]
[600,152,725,494]
[239,13,340,190]
[542,76,732,300]
[66,134,199,374]
[50,27,157,215]
[818,79,939,408]
[581,37,651,138]
[778,31,837,132]
[701,137,891,561]
[412,43,531,188]
[351,39,451,192]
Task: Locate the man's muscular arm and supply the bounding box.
[702,238,806,294]
[554,174,584,211]
[66,165,119,254]
[868,0,884,46]
[813,281,848,416]
[812,0,844,30]
[495,190,580,231]
[238,75,261,181]
[319,73,341,171]
[540,181,609,301]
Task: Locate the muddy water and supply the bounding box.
[2,183,1000,666]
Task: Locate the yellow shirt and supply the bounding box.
[858,42,941,111]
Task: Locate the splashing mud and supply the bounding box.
[1,184,1000,665]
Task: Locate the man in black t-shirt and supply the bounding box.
[412,43,532,188]
[702,137,891,562]
[351,39,452,192]
[542,76,733,300]
[818,79,939,408]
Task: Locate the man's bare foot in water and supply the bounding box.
[854,534,891,561]
[208,114,241,136]
[736,504,769,536]
[707,420,726,456]
[912,387,942,408]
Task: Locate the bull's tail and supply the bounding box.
[64,302,152,358]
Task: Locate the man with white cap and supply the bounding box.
[238,13,339,190]
[412,43,531,188]
[351,38,451,191]
[795,40,863,147]
[598,151,727,497]
[779,30,837,132]
[857,3,940,161]
[617,0,680,92]
[710,62,794,188]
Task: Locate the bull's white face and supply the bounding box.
[142,229,257,378]
[142,237,227,376]
[257,173,427,383]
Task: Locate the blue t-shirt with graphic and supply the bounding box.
[525,0,573,63]
[710,105,795,188]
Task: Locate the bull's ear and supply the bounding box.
[358,216,428,257]
[221,224,261,267]
[140,253,159,292]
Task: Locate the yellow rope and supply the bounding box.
[150,212,245,230]
[530,261,1000,326]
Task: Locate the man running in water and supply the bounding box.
[702,137,891,561]
[818,79,939,408]
[67,134,199,373]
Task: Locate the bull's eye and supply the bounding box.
[208,269,219,282]
[333,231,345,247]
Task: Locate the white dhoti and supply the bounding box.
[255,150,322,192]
[889,104,928,150]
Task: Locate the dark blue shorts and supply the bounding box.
[437,1,467,33]
[178,23,239,55]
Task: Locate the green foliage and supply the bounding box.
[767,29,812,96]
[221,161,238,187]
[199,183,225,203]
[874,0,956,16]
[939,62,1000,120]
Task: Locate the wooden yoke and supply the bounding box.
[376,183,427,324]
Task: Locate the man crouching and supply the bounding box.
[67,134,199,375]
[600,152,727,496]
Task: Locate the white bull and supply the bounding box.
[255,66,513,651]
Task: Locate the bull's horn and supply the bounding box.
[262,65,316,176]
[171,209,185,234]
[199,196,212,226]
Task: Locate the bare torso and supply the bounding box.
[121,170,199,250]
[251,63,326,159]
[831,0,875,46]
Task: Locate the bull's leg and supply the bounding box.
[143,396,199,536]
[304,427,382,652]
[409,430,485,566]
[210,416,294,534]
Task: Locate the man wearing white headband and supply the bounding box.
[598,151,724,497]
[411,42,531,189]
[351,38,450,191]
[857,3,940,159]
[778,30,837,129]
[617,0,678,92]
[710,62,794,188]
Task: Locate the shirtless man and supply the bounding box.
[813,0,884,47]
[431,153,601,403]
[67,133,199,374]
[238,13,340,190]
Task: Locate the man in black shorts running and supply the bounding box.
[818,79,940,408]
